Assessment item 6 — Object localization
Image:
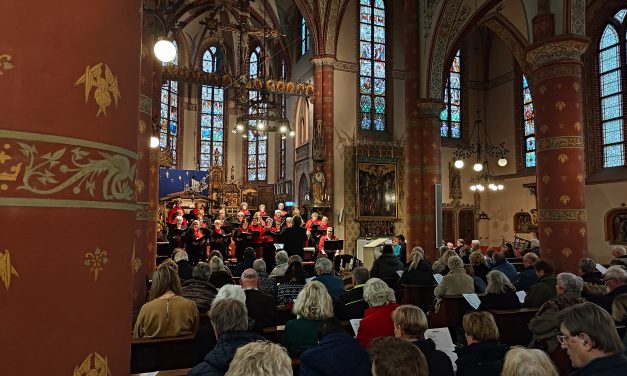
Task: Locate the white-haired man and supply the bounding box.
[591,265,627,314]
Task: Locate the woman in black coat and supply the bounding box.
[399,249,434,285]
[478,270,521,311]
[281,215,307,259]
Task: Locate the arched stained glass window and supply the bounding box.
[301,17,310,56]
[440,50,461,138]
[522,74,536,167]
[598,10,626,168]
[199,46,224,170]
[247,46,267,181]
[358,0,386,132]
[160,40,179,164]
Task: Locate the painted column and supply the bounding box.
[527,37,589,272]
[0,1,141,374]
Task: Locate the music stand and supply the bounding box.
[324,240,344,252]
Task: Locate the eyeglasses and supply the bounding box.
[556,334,571,345]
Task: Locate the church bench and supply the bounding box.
[262,321,355,343]
[131,334,197,373]
[277,304,296,325]
[487,308,539,346]
[400,284,436,312]
[427,295,474,333]
[511,263,525,272]
[507,258,523,263]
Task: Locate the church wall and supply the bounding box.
[585,182,627,263]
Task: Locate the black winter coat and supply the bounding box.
[187,331,265,376]
[413,338,454,376]
[399,260,435,285]
[455,341,508,376]
[300,332,372,376]
[370,253,404,280]
[479,287,521,311]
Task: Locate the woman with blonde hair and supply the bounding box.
[433,249,458,274]
[281,281,334,356]
[356,278,399,347]
[133,263,199,338]
[501,347,558,376]
[399,248,435,285]
[478,270,521,310]
[225,341,292,376]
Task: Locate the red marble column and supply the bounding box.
[0,1,141,374]
[527,37,589,272]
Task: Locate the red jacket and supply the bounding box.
[356,303,399,348]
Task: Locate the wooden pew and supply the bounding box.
[131,334,197,373]
[488,308,539,346]
[511,263,525,272]
[427,295,473,331]
[262,321,355,344]
[277,304,296,325]
[400,284,436,313]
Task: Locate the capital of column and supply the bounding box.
[310,55,337,67]
[526,35,589,72]
[416,99,445,118]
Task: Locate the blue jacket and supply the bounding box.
[314,273,345,301]
[188,331,264,376]
[300,332,371,376]
[514,266,538,291]
[492,261,519,283]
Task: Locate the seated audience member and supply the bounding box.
[234,247,256,277]
[356,278,399,347]
[465,265,486,294]
[209,256,234,289]
[134,263,199,338]
[514,252,540,291]
[611,294,627,352]
[479,270,520,310]
[491,252,518,283]
[182,262,219,314]
[469,251,491,284]
[240,269,276,331]
[188,299,265,376]
[369,336,429,376]
[501,242,516,259]
[270,250,289,277]
[277,261,306,306]
[501,347,559,376]
[300,318,371,376]
[399,248,435,286]
[392,305,454,376]
[433,256,474,312]
[433,249,457,275]
[524,238,541,256]
[611,245,627,267]
[214,285,246,304]
[288,254,303,265]
[370,244,404,280]
[252,259,277,297]
[591,266,627,314]
[523,260,557,308]
[557,302,627,374]
[334,266,370,320]
[224,341,292,376]
[174,249,194,281]
[209,250,224,262]
[412,246,433,267]
[282,281,334,357]
[396,234,408,266]
[313,257,345,301]
[579,257,604,284]
[456,311,509,376]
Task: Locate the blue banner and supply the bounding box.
[159,168,209,197]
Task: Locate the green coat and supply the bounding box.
[523,275,557,308]
[281,317,323,357]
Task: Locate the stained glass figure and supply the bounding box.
[247,46,267,181]
[359,0,386,131]
[301,17,310,56]
[522,74,536,167]
[441,50,461,138]
[160,40,179,164]
[199,46,225,170]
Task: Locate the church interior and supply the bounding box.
[3,0,627,375]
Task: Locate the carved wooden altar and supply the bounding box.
[442,199,477,243]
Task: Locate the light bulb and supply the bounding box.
[477,185,485,191]
[489,184,497,191]
[280,125,287,133]
[498,158,508,167]
[497,184,504,190]
[154,39,176,63]
[289,130,295,137]
[150,136,160,149]
[470,185,477,191]
[281,135,287,140]
[454,159,464,169]
[473,163,483,172]
[236,123,244,132]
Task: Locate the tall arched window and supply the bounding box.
[199,46,224,170]
[160,41,179,164]
[440,49,461,138]
[598,9,627,167]
[522,74,536,167]
[247,46,267,181]
[301,16,310,56]
[358,0,387,132]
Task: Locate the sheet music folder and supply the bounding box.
[324,240,344,251]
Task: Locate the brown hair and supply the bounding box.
[209,298,249,334]
[392,305,428,338]
[369,337,428,376]
[463,311,500,342]
[534,260,555,275]
[148,263,182,301]
[558,302,624,354]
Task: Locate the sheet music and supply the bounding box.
[396,270,404,277]
[433,273,444,284]
[463,293,481,310]
[274,243,285,250]
[349,318,362,337]
[516,290,527,304]
[425,327,457,372]
[305,277,315,283]
[596,264,607,274]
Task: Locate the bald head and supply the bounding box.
[240,268,259,289]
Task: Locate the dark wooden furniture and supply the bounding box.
[488,308,539,346]
[400,284,436,312]
[131,334,196,374]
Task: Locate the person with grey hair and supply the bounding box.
[591,265,627,314]
[525,238,540,256]
[270,250,289,277]
[433,256,474,312]
[313,257,345,301]
[355,278,399,347]
[478,270,521,310]
[215,284,246,304]
[578,257,604,284]
[611,245,627,268]
[174,249,194,281]
[528,272,587,353]
[239,268,276,331]
[252,258,277,297]
[182,262,219,314]
[188,298,265,376]
[514,252,540,291]
[334,266,370,320]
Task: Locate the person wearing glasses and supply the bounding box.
[591,266,627,314]
[557,302,627,374]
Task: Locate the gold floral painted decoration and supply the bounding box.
[561,248,573,258]
[574,122,582,132]
[73,352,111,376]
[84,247,108,281]
[542,175,551,184]
[138,119,146,134]
[0,249,19,290]
[555,101,566,111]
[131,241,142,273]
[0,54,14,76]
[544,227,553,237]
[579,227,586,237]
[560,195,571,205]
[134,178,145,194]
[558,154,569,164]
[75,63,121,117]
[0,143,22,191]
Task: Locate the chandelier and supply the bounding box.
[453,112,509,192]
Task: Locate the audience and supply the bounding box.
[456,311,508,376]
[558,302,627,374]
[370,244,404,280]
[514,252,539,291]
[356,278,399,347]
[334,266,370,320]
[611,245,627,267]
[525,239,541,256]
[234,248,256,277]
[529,272,586,353]
[313,257,345,301]
[433,249,457,275]
[270,250,289,277]
[188,299,265,376]
[288,254,303,265]
[240,269,277,331]
[392,305,454,376]
[501,347,559,376]
[252,259,277,297]
[134,263,199,338]
[282,281,334,357]
[300,318,371,376]
[224,341,292,376]
[209,256,234,288]
[277,261,306,305]
[491,252,518,283]
[433,256,474,312]
[591,265,627,313]
[523,260,557,308]
[182,262,218,314]
[369,336,429,376]
[398,248,435,285]
[579,257,604,284]
[464,265,486,294]
[611,294,627,351]
[469,251,491,284]
[396,234,407,266]
[174,249,194,281]
[479,270,521,310]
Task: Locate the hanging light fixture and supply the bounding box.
[154,38,177,63]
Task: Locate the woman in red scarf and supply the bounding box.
[305,212,321,230]
[318,227,338,257]
[209,219,229,260]
[257,204,267,218]
[233,219,252,263]
[249,214,266,258]
[239,202,251,221]
[185,220,208,264]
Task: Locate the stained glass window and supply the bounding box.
[598,10,626,168]
[522,75,536,167]
[160,40,179,164]
[247,46,267,181]
[301,17,310,56]
[440,50,461,138]
[359,0,387,132]
[199,46,224,170]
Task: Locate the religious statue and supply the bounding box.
[312,166,326,205]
